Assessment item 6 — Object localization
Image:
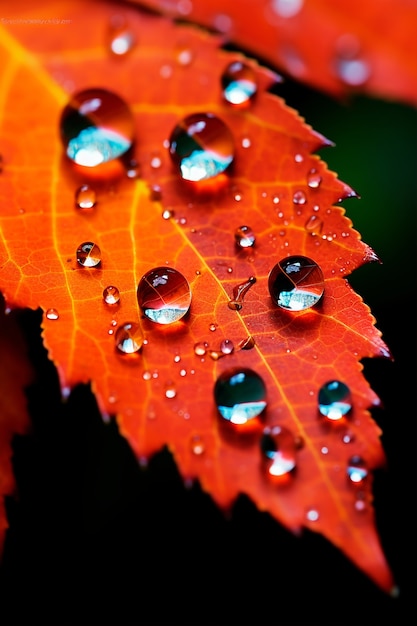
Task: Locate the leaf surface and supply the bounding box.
[0,0,394,591]
[136,0,417,106]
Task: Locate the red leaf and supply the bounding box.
[0,0,395,591]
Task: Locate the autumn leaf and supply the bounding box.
[0,0,396,593]
[136,0,417,106]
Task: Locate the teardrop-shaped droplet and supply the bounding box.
[260,425,297,478]
[307,169,322,189]
[234,225,255,248]
[108,16,135,56]
[60,88,134,167]
[305,214,323,235]
[75,184,97,209]
[103,285,120,305]
[190,434,205,455]
[272,0,304,19]
[221,61,257,106]
[137,266,191,324]
[228,276,256,311]
[194,341,208,356]
[115,321,143,355]
[76,242,102,267]
[168,112,235,181]
[334,34,371,87]
[318,380,352,421]
[45,308,59,320]
[268,255,324,311]
[347,455,368,485]
[214,367,266,425]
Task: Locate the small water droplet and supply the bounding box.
[173,354,181,363]
[305,215,323,235]
[176,44,194,66]
[165,382,177,399]
[321,446,329,455]
[137,266,191,324]
[241,137,251,148]
[268,256,324,311]
[272,0,304,19]
[194,341,208,356]
[214,367,267,426]
[306,508,319,522]
[294,153,303,163]
[209,323,217,332]
[190,434,205,455]
[342,431,355,444]
[179,368,187,377]
[293,190,307,205]
[143,370,152,380]
[168,113,235,181]
[228,276,256,311]
[45,308,59,320]
[238,335,256,350]
[162,208,174,220]
[220,339,234,354]
[60,88,134,167]
[160,64,173,79]
[213,13,232,33]
[260,425,297,478]
[75,184,97,209]
[234,225,255,248]
[103,285,120,305]
[347,455,368,485]
[221,60,257,107]
[149,184,162,201]
[334,35,371,86]
[76,242,102,267]
[307,169,322,188]
[318,380,352,421]
[115,321,144,355]
[108,15,135,56]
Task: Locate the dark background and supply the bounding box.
[0,55,415,626]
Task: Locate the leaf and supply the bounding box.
[0,0,395,591]
[0,300,32,556]
[136,0,417,106]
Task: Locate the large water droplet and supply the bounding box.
[234,225,255,248]
[293,190,307,205]
[76,242,102,267]
[168,113,235,181]
[305,215,323,235]
[137,267,191,324]
[214,367,267,425]
[115,321,143,354]
[347,455,368,485]
[221,61,257,106]
[318,380,352,420]
[334,35,371,87]
[268,256,324,311]
[60,88,134,167]
[307,169,322,189]
[108,16,135,56]
[103,285,120,305]
[260,425,297,478]
[220,338,234,354]
[75,184,97,210]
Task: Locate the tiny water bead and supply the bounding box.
[75,184,97,209]
[103,285,120,305]
[108,16,135,56]
[347,455,368,485]
[268,255,324,311]
[260,425,297,478]
[318,380,352,421]
[76,242,102,267]
[45,308,59,320]
[168,112,235,181]
[214,368,267,425]
[115,321,144,354]
[234,225,255,248]
[137,267,191,324]
[60,88,135,167]
[221,61,257,106]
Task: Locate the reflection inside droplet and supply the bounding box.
[268,255,324,311]
[214,367,266,425]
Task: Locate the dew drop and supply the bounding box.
[214,367,267,425]
[162,208,174,220]
[103,285,120,305]
[76,242,102,267]
[137,266,191,324]
[306,508,319,522]
[142,370,152,380]
[294,153,303,163]
[318,380,352,421]
[234,225,255,248]
[176,45,194,66]
[335,35,371,86]
[209,323,217,332]
[260,425,297,478]
[305,215,323,235]
[220,338,234,354]
[150,184,162,201]
[268,256,324,311]
[75,184,97,209]
[342,431,355,444]
[165,382,177,399]
[45,308,59,320]
[60,88,134,167]
[272,0,304,19]
[307,169,322,189]
[194,341,208,356]
[168,112,235,181]
[115,321,143,355]
[108,16,135,56]
[228,276,256,311]
[293,190,307,205]
[221,60,257,107]
[190,434,205,455]
[347,455,368,485]
[126,158,140,178]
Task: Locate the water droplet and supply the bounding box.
[190,434,205,455]
[234,225,255,248]
[45,308,59,320]
[115,321,143,354]
[103,285,120,305]
[76,242,102,267]
[228,276,256,311]
[321,446,329,455]
[241,137,251,148]
[238,335,256,350]
[165,382,177,399]
[220,339,234,354]
[305,215,323,235]
[347,455,368,485]
[293,190,307,205]
[260,425,297,478]
[162,208,174,220]
[75,184,96,209]
[150,184,162,201]
[272,194,280,205]
[126,158,140,178]
[306,508,319,522]
[307,169,322,189]
[60,88,134,167]
[221,61,257,107]
[194,341,208,356]
[137,267,191,324]
[213,13,232,33]
[168,112,235,181]
[318,380,352,421]
[108,16,135,56]
[209,323,217,332]
[342,431,355,444]
[268,256,324,311]
[272,0,304,19]
[334,34,371,87]
[214,367,267,425]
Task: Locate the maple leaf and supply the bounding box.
[137,0,417,106]
[0,0,403,602]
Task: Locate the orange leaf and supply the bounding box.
[0,0,395,592]
[136,0,417,106]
